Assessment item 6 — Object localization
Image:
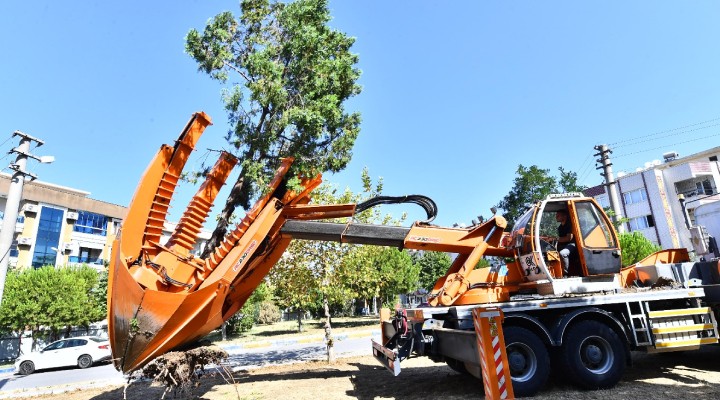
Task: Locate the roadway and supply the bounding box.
[0,331,378,397]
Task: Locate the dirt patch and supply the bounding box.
[8,346,720,399]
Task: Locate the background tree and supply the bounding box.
[268,179,359,333]
[345,246,418,309]
[619,231,661,267]
[225,282,274,337]
[0,266,103,349]
[496,165,587,224]
[604,208,630,232]
[413,251,452,291]
[557,167,587,193]
[186,0,362,257]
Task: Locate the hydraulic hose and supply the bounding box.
[355,195,438,223]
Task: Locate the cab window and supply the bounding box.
[68,339,87,347]
[44,340,68,351]
[575,202,616,248]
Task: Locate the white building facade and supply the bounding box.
[587,147,720,252]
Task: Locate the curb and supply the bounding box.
[217,328,379,353]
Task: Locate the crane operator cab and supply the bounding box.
[509,193,623,295]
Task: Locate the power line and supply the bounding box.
[577,151,596,184]
[0,135,13,150]
[0,135,18,171]
[575,152,592,176]
[614,132,720,159]
[608,116,720,147]
[612,122,720,149]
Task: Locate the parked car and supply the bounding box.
[15,336,111,375]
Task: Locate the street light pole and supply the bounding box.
[0,131,49,305]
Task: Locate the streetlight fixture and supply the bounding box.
[0,131,54,305]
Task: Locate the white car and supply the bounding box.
[15,336,112,375]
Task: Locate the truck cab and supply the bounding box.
[510,193,623,295]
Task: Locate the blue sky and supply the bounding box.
[2,1,719,228]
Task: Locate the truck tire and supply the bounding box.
[445,358,469,375]
[504,326,550,397]
[558,320,626,390]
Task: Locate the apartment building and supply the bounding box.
[587,146,720,251]
[0,173,216,269]
[0,174,127,269]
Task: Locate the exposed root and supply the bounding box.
[139,346,229,397]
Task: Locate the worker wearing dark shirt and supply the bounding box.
[556,209,577,276]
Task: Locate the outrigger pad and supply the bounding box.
[371,339,401,376]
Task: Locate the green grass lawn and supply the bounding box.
[207,315,380,345]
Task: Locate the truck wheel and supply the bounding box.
[504,326,550,397]
[558,320,626,390]
[445,358,469,375]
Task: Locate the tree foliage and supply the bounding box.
[619,232,661,267]
[343,246,418,309]
[268,170,418,330]
[557,166,586,193]
[496,165,587,225]
[413,251,452,291]
[186,0,362,257]
[227,282,273,334]
[0,266,104,346]
[268,182,359,330]
[604,207,630,233]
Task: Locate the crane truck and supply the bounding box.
[108,112,720,397]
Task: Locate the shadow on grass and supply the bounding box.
[208,317,379,341]
[86,347,720,400]
[244,319,377,339]
[329,318,378,329]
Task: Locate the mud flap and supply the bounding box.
[371,339,401,376]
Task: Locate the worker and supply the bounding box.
[555,209,577,276]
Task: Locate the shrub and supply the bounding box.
[235,303,257,333]
[619,231,661,267]
[256,300,281,325]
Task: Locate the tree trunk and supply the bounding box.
[324,298,335,363]
[221,321,227,341]
[297,309,304,333]
[200,174,251,259]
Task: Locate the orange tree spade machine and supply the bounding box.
[109,113,720,397]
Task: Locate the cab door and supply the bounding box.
[570,201,621,275]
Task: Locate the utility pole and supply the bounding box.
[594,144,625,233]
[0,131,51,305]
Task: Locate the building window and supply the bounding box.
[9,240,18,258]
[696,179,715,196]
[628,215,655,231]
[676,177,717,198]
[623,188,647,205]
[31,206,63,268]
[73,211,108,236]
[69,247,103,265]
